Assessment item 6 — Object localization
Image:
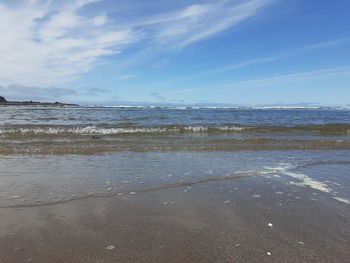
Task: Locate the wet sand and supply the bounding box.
[0,151,349,262]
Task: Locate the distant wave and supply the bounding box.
[83,105,350,110]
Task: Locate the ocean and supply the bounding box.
[1,106,350,154]
[0,106,349,262]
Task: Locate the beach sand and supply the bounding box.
[0,158,349,263]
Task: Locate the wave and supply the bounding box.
[1,124,350,137]
[0,125,246,136]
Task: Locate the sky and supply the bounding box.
[0,0,349,106]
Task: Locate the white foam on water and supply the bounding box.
[283,171,331,193]
[0,125,246,136]
[333,197,350,204]
[262,163,293,175]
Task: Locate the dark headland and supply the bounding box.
[0,96,78,107]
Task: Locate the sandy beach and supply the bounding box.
[0,151,349,262]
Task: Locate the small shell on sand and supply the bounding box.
[106,188,112,192]
[267,223,273,227]
[223,200,230,204]
[117,193,124,196]
[129,192,136,195]
[267,252,271,256]
[106,246,115,250]
[35,199,43,202]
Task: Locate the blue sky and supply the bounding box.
[0,0,349,105]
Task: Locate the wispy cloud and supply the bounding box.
[133,0,273,49]
[171,36,350,79]
[302,37,350,50]
[221,66,350,88]
[0,0,273,88]
[173,66,350,94]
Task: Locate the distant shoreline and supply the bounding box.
[0,101,79,107]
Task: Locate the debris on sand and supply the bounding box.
[252,194,261,198]
[223,200,230,204]
[267,252,271,256]
[129,192,136,195]
[106,246,115,250]
[267,223,273,227]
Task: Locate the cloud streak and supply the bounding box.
[173,66,350,94]
[133,0,273,49]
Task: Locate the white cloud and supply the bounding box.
[0,0,273,88]
[0,0,135,87]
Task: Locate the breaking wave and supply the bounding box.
[0,125,246,136]
[0,123,349,137]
